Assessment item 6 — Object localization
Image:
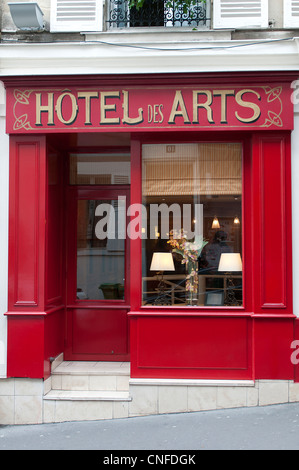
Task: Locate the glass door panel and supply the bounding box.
[77,198,126,301]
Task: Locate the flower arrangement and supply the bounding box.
[167,229,208,305]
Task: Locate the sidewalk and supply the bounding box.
[1,403,299,450]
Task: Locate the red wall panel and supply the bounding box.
[252,134,293,314]
[9,139,46,309]
[71,308,129,358]
[254,318,294,380]
[261,140,286,307]
[7,315,45,378]
[15,144,39,305]
[130,314,253,380]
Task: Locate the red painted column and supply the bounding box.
[6,136,48,378]
[251,132,295,380]
[294,320,299,382]
[129,137,142,311]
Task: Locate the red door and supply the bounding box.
[65,186,130,361]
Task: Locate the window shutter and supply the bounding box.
[284,0,299,28]
[50,0,104,32]
[213,0,269,29]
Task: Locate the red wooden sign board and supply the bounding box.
[6,84,293,133]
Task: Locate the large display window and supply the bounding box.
[142,143,243,307]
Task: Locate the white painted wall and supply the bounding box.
[0,82,9,377]
[0,36,299,77]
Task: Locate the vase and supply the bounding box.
[186,259,198,306]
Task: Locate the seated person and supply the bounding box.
[199,230,232,274]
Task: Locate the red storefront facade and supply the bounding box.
[3,71,299,388]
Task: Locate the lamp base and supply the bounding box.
[224,276,240,306]
[152,274,172,305]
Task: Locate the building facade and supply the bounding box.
[1,0,299,424]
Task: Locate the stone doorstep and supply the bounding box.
[44,360,132,404]
[43,390,132,401]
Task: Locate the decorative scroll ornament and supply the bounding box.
[261,86,283,128]
[13,89,34,131]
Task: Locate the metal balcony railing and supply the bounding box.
[106,0,210,28]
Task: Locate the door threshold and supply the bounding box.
[53,360,130,376]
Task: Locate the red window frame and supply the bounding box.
[129,132,252,314]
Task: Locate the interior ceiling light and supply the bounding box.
[211,216,220,229]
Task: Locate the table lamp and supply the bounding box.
[150,252,175,303]
[218,253,242,306]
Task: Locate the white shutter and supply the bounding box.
[50,0,104,32]
[213,0,269,29]
[284,0,299,28]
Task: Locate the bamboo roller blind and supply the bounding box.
[142,143,242,196]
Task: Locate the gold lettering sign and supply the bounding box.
[100,91,120,125]
[235,89,261,123]
[35,92,54,126]
[193,90,214,124]
[168,90,191,124]
[10,85,288,133]
[55,92,78,125]
[122,90,143,125]
[78,91,99,125]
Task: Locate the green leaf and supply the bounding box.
[129,0,206,10]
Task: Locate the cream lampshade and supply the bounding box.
[218,253,242,272]
[150,252,175,272]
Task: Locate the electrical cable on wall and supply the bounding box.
[84,37,293,52]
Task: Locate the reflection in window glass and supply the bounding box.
[70,153,130,185]
[77,199,125,301]
[142,143,243,307]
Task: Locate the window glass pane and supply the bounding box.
[70,153,130,185]
[142,143,243,307]
[77,199,125,300]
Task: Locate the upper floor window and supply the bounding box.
[107,0,210,28]
[50,0,211,31]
